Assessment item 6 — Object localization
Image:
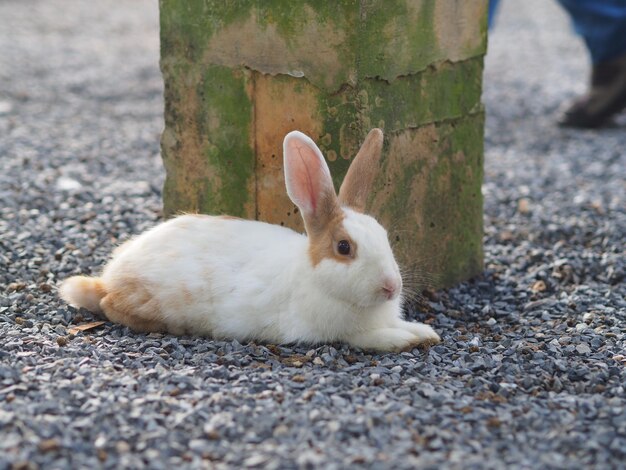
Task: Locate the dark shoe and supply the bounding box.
[559,52,626,128]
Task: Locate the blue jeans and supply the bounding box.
[489,0,626,64]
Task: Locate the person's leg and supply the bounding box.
[559,0,626,64]
[557,0,626,127]
[488,0,501,29]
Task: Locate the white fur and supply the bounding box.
[95,212,439,351]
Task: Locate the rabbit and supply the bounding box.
[59,129,441,352]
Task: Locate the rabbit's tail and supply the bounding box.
[59,276,107,314]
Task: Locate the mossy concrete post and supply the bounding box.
[160,1,488,287]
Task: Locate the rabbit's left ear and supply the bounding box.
[338,128,384,213]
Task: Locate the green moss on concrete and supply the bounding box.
[375,113,485,286]
[423,115,484,285]
[160,59,197,216]
[160,0,487,92]
[159,1,250,62]
[160,62,254,217]
[255,1,358,40]
[357,0,436,79]
[314,56,483,192]
[196,66,255,216]
[361,58,483,130]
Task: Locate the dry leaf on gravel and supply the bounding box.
[68,321,105,335]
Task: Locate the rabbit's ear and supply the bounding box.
[283,131,340,234]
[338,128,384,213]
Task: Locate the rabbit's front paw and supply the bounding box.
[398,320,441,346]
[347,327,433,352]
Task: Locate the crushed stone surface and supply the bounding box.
[0,0,624,468]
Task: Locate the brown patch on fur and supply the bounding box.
[74,276,107,300]
[100,279,167,333]
[338,128,384,212]
[216,215,243,221]
[301,187,340,234]
[308,209,358,267]
[291,144,361,267]
[182,286,193,305]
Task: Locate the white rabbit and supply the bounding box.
[60,129,441,351]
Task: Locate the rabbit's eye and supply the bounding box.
[337,240,351,255]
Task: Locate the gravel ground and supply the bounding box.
[1,0,624,469]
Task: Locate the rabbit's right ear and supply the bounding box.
[283,131,340,234]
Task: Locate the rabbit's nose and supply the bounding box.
[381,277,401,300]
